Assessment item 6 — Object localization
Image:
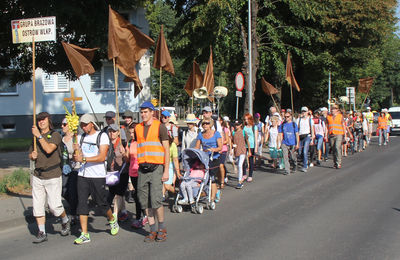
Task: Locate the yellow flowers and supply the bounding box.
[64,106,79,134]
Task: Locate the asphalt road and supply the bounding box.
[1,137,400,260]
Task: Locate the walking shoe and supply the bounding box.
[300,167,308,173]
[235,183,243,189]
[131,219,143,229]
[156,229,167,242]
[118,211,129,222]
[60,217,71,236]
[127,191,135,203]
[316,160,321,166]
[110,214,119,236]
[33,231,47,244]
[247,177,253,182]
[74,232,91,245]
[309,163,314,167]
[283,171,290,176]
[144,231,157,242]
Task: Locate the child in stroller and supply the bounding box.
[178,159,205,205]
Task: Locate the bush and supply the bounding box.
[0,138,32,152]
[0,169,31,194]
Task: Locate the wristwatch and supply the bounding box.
[82,157,87,163]
[37,135,43,140]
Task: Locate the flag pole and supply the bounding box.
[32,37,37,152]
[360,87,372,111]
[271,94,280,112]
[290,85,294,113]
[113,58,120,128]
[77,78,100,124]
[191,96,194,114]
[159,67,162,110]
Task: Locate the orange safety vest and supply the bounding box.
[327,113,344,135]
[135,120,165,165]
[377,116,387,129]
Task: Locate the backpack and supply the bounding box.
[80,130,114,171]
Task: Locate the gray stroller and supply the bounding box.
[172,148,216,214]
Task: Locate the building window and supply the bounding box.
[90,64,132,91]
[0,73,18,95]
[1,123,16,132]
[42,73,69,92]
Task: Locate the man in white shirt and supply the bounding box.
[199,106,222,134]
[296,107,315,172]
[265,106,282,127]
[73,113,119,245]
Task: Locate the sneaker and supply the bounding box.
[283,171,290,176]
[110,214,119,236]
[235,183,243,189]
[224,177,228,184]
[247,177,253,182]
[309,163,314,167]
[131,219,143,229]
[118,211,129,222]
[127,192,135,203]
[215,190,221,203]
[301,167,308,173]
[178,199,188,205]
[74,232,90,245]
[316,160,321,166]
[60,217,71,236]
[141,216,148,226]
[33,231,47,244]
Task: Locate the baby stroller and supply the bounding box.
[172,148,215,214]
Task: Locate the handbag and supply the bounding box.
[106,162,126,186]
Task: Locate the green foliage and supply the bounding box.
[0,169,30,194]
[0,138,31,152]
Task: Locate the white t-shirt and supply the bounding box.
[78,131,110,178]
[297,117,314,135]
[268,126,279,148]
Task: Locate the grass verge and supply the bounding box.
[0,169,31,194]
[0,138,31,152]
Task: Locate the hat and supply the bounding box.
[223,116,230,122]
[286,108,292,113]
[80,113,99,130]
[273,112,280,117]
[62,118,67,124]
[202,106,212,112]
[37,112,51,121]
[185,114,199,124]
[140,101,155,110]
[161,110,171,117]
[301,106,308,112]
[104,111,116,118]
[254,113,260,118]
[234,119,242,126]
[122,110,134,118]
[281,109,286,112]
[320,107,328,112]
[366,107,371,110]
[169,115,178,125]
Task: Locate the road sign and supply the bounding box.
[235,72,245,91]
[236,91,242,97]
[346,87,355,97]
[11,16,56,44]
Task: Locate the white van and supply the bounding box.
[388,107,400,134]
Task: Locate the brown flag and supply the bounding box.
[153,25,174,75]
[108,5,154,91]
[285,51,301,92]
[184,60,203,97]
[62,42,99,77]
[261,77,279,96]
[203,47,214,102]
[358,77,374,93]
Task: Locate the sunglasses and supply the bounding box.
[285,116,291,118]
[202,122,211,125]
[62,123,68,127]
[106,117,113,120]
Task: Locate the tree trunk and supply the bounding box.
[241,0,259,115]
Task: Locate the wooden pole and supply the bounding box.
[159,67,162,110]
[271,94,280,112]
[290,84,294,113]
[32,38,37,152]
[191,96,194,114]
[113,58,120,127]
[360,88,372,111]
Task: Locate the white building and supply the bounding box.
[0,8,151,138]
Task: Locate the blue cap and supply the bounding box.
[140,101,155,110]
[161,110,171,117]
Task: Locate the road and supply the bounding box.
[1,137,400,260]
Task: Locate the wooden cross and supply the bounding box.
[63,88,82,113]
